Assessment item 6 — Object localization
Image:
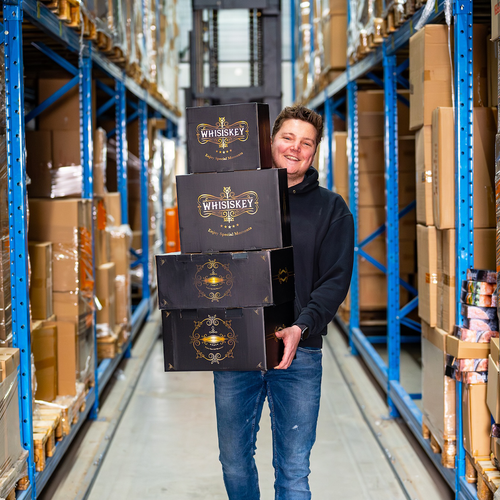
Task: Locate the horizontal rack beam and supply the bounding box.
[21,0,179,123]
[307,0,446,110]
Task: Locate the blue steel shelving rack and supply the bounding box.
[298,0,478,498]
[1,1,178,498]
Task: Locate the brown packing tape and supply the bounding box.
[443,274,455,286]
[426,273,438,284]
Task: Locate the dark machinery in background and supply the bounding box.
[188,0,282,122]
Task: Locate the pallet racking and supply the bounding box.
[295,0,482,498]
[1,1,179,498]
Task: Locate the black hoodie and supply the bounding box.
[289,167,354,348]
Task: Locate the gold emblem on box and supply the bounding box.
[198,186,259,222]
[190,315,237,364]
[196,117,249,151]
[274,268,294,284]
[266,325,285,342]
[194,259,234,302]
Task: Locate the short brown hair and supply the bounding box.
[272,105,323,145]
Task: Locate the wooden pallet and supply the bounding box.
[97,334,119,360]
[33,410,62,472]
[0,450,29,499]
[422,422,456,468]
[465,453,500,500]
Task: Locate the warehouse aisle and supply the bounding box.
[85,324,448,500]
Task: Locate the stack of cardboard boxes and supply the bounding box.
[411,24,497,466]
[0,348,25,479]
[157,103,295,371]
[295,0,347,102]
[337,89,416,320]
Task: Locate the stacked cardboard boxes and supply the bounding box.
[411,24,497,467]
[157,103,295,371]
[29,198,94,387]
[338,89,416,320]
[0,136,11,344]
[0,348,24,476]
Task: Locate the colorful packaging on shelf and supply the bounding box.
[463,280,497,295]
[186,104,272,174]
[464,317,500,332]
[467,269,497,283]
[453,326,499,343]
[177,168,291,254]
[156,247,295,310]
[162,302,294,372]
[460,291,497,308]
[461,303,497,320]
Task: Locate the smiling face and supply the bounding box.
[271,119,318,187]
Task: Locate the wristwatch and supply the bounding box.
[296,324,310,341]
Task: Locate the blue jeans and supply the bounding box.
[214,347,323,500]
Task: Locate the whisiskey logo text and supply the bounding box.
[198,187,259,223]
[196,117,249,160]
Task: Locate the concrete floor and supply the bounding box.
[40,320,454,500]
[85,325,441,500]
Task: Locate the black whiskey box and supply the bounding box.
[162,302,294,371]
[186,103,272,173]
[177,168,291,253]
[156,247,295,310]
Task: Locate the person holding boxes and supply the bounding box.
[214,105,354,500]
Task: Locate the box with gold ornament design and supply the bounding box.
[155,247,294,310]
[186,103,272,173]
[176,168,291,253]
[161,302,294,371]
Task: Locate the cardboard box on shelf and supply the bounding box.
[94,128,107,198]
[437,228,495,332]
[52,130,80,168]
[26,130,53,198]
[28,242,53,320]
[487,38,498,107]
[37,78,96,131]
[105,192,122,227]
[96,262,116,330]
[109,225,132,277]
[115,275,131,327]
[333,132,348,202]
[417,224,438,327]
[422,322,456,446]
[446,335,490,359]
[50,321,77,397]
[463,383,491,457]
[357,90,411,138]
[409,25,453,130]
[53,291,93,338]
[322,14,347,70]
[31,322,57,402]
[432,107,496,229]
[359,206,416,241]
[492,337,500,363]
[29,199,93,293]
[486,355,500,422]
[415,126,434,226]
[0,348,19,381]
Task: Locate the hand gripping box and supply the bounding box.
[177,168,291,253]
[186,103,272,173]
[156,247,295,310]
[162,302,294,371]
